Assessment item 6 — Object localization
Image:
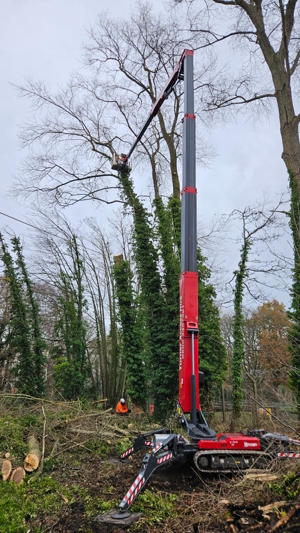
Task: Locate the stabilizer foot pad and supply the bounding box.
[96,509,142,527]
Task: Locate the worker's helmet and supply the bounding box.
[120,398,125,404]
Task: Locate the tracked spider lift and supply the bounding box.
[100,50,300,527]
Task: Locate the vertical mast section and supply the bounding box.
[179,51,199,423]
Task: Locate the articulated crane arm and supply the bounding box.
[111,50,185,173]
[124,50,185,163]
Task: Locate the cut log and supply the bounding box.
[1,459,12,481]
[10,467,25,484]
[24,435,41,472]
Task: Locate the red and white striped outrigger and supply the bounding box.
[278,452,300,458]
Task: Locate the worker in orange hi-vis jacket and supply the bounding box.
[115,398,130,414]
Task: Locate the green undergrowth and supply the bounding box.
[269,472,300,499]
[0,403,193,532]
[131,488,178,525]
[71,485,119,516]
[0,476,75,533]
[0,415,37,462]
[0,472,121,533]
[0,404,172,531]
[114,437,133,455]
[0,468,122,533]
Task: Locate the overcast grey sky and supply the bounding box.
[1,0,292,307]
[1,0,130,234]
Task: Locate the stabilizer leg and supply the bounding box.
[119,434,175,511]
[98,433,176,525]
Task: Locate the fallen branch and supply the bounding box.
[49,439,94,458]
[113,425,129,435]
[0,393,84,407]
[70,428,96,435]
[269,504,300,532]
[258,501,287,513]
[245,473,279,482]
[51,408,112,429]
[56,490,69,503]
[69,428,117,439]
[48,439,59,459]
[243,524,264,532]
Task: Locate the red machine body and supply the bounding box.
[197,434,261,451]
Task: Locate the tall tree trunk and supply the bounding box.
[230,240,250,432]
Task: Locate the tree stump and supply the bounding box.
[1,459,12,481]
[24,435,41,472]
[10,467,25,484]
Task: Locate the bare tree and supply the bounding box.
[82,220,126,404]
[225,198,286,430]
[29,211,124,403]
[221,302,293,428]
[181,0,300,181]
[12,2,215,208]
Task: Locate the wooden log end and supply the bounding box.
[1,459,12,481]
[10,467,25,484]
[24,453,40,472]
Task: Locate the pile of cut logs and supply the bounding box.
[1,436,41,484]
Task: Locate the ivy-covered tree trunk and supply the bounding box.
[52,236,88,399]
[153,196,181,398]
[103,247,120,407]
[197,249,227,414]
[230,241,251,432]
[120,173,178,420]
[288,170,300,419]
[113,258,147,409]
[12,237,46,397]
[0,235,46,396]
